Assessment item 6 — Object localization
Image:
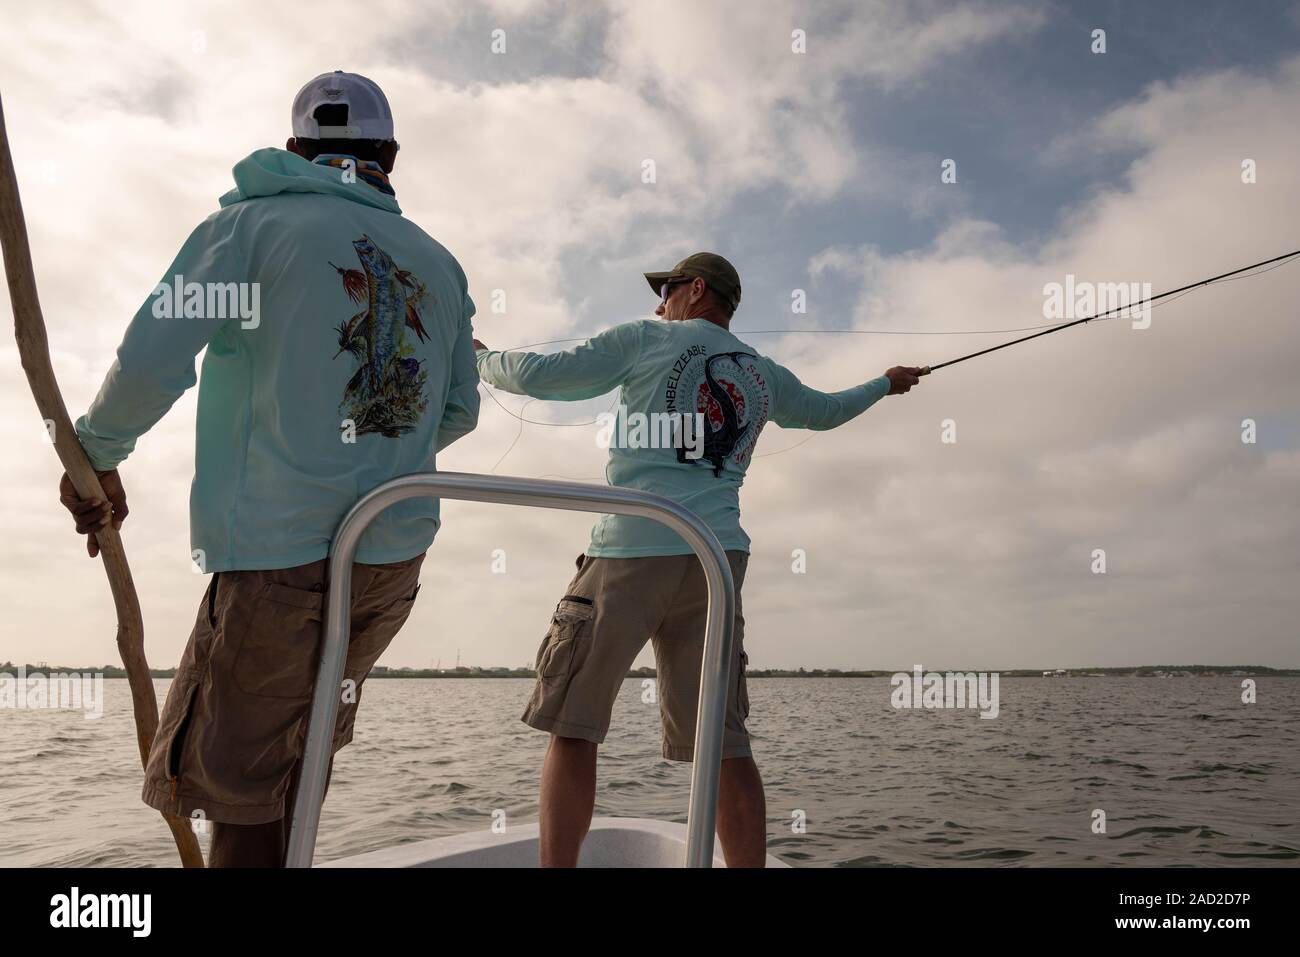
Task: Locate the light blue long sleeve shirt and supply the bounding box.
[477,318,890,557]
[76,148,480,571]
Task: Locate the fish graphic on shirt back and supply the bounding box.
[331,234,433,436]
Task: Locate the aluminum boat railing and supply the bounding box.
[284,471,736,868]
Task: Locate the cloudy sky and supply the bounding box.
[2,0,1298,673]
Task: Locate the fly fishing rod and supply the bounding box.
[923,248,1300,373]
[479,247,1300,464]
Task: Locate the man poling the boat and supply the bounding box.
[473,252,926,867]
[55,71,481,867]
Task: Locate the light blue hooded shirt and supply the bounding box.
[75,148,480,572]
[477,319,890,557]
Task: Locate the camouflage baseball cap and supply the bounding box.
[644,252,742,310]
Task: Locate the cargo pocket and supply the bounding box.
[736,649,750,721]
[160,673,201,789]
[535,596,594,683]
[233,581,325,698]
[382,579,421,636]
[207,573,221,628]
[346,583,421,680]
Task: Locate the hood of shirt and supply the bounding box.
[218,147,402,214]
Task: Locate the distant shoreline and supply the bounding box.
[4,662,1297,679]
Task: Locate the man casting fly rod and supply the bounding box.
[474,241,1296,868]
[475,252,927,867]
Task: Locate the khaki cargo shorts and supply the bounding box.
[522,550,751,762]
[141,554,424,825]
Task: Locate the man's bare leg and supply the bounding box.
[538,734,598,867]
[716,755,767,867]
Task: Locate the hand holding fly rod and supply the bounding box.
[886,365,930,394]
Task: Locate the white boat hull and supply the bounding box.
[320,817,790,868]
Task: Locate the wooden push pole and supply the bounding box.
[0,92,204,868]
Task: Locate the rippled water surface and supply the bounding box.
[2,677,1297,867]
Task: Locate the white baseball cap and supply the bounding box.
[291,70,394,140]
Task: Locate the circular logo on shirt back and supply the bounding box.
[665,348,771,474]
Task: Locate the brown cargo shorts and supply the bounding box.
[522,550,751,762]
[141,554,424,826]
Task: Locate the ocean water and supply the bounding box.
[1,676,1297,867]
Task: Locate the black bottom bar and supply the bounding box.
[4,865,1287,941]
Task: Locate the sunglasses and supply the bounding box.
[659,279,688,302]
